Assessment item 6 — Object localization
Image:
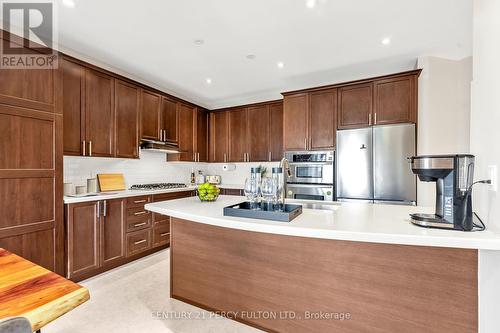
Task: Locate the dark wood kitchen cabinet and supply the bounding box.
[66,201,100,279]
[85,68,115,157]
[309,89,337,150]
[337,83,373,129]
[195,109,208,162]
[268,102,283,161]
[66,199,125,280]
[247,105,269,162]
[283,93,309,151]
[101,199,126,267]
[172,102,195,161]
[283,90,336,151]
[62,58,85,156]
[115,80,140,158]
[141,89,161,141]
[228,107,248,162]
[209,111,229,162]
[161,96,179,143]
[373,75,417,125]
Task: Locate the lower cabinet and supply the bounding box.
[65,191,193,281]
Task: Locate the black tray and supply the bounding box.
[223,201,302,222]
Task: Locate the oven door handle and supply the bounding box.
[289,162,333,166]
[286,183,334,189]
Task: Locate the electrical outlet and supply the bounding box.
[488,165,497,192]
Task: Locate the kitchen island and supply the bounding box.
[146,196,500,333]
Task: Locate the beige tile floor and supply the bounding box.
[44,250,262,333]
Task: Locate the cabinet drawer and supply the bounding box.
[152,191,193,202]
[153,212,170,225]
[126,214,152,232]
[126,206,151,219]
[126,195,152,208]
[153,224,170,247]
[126,229,151,257]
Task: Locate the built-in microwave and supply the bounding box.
[284,150,335,185]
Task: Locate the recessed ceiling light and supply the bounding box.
[62,0,76,8]
[306,0,316,8]
[277,62,284,69]
[194,39,204,45]
[381,37,391,45]
[205,78,212,84]
[246,54,256,60]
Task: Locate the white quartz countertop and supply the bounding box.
[63,186,197,204]
[145,195,500,250]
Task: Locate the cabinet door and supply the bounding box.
[195,109,208,162]
[374,75,416,125]
[141,90,161,140]
[283,93,308,151]
[176,103,195,161]
[269,102,283,161]
[85,69,115,157]
[115,80,140,158]
[209,111,229,162]
[228,108,248,162]
[161,96,178,143]
[309,89,337,150]
[247,105,269,162]
[67,201,100,279]
[101,199,125,267]
[62,59,85,156]
[338,83,373,129]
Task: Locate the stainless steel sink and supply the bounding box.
[297,202,339,211]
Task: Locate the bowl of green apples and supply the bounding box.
[197,182,221,202]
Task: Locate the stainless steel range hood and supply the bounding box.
[140,139,180,154]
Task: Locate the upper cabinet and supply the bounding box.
[161,96,178,143]
[195,109,208,162]
[283,90,337,151]
[209,111,229,163]
[176,103,195,162]
[140,90,161,141]
[373,75,417,125]
[115,80,140,158]
[338,83,373,129]
[210,101,284,162]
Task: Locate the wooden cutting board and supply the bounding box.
[97,173,126,191]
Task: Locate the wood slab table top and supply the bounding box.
[0,248,89,331]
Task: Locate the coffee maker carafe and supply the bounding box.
[409,154,475,231]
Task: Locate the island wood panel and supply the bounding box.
[171,219,478,333]
[0,248,89,331]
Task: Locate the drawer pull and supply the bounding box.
[134,211,147,216]
[160,232,169,237]
[133,199,147,204]
[133,222,147,227]
[134,239,147,245]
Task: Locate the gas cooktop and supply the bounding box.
[129,183,188,190]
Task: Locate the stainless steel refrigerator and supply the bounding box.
[336,124,416,205]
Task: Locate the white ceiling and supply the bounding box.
[54,0,472,109]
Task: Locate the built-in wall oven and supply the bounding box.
[284,150,335,201]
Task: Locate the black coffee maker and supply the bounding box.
[409,154,475,231]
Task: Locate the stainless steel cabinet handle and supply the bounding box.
[134,211,147,216]
[133,199,147,204]
[88,141,92,156]
[268,151,272,162]
[160,232,169,237]
[369,113,372,125]
[163,130,167,141]
[197,152,200,162]
[134,239,147,245]
[309,138,312,150]
[304,138,307,150]
[103,200,107,217]
[133,222,147,227]
[82,140,86,156]
[224,153,227,162]
[374,112,377,124]
[159,129,162,141]
[96,201,100,218]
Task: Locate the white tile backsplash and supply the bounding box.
[64,150,279,187]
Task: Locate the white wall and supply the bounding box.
[416,56,473,206]
[470,0,500,233]
[64,151,278,188]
